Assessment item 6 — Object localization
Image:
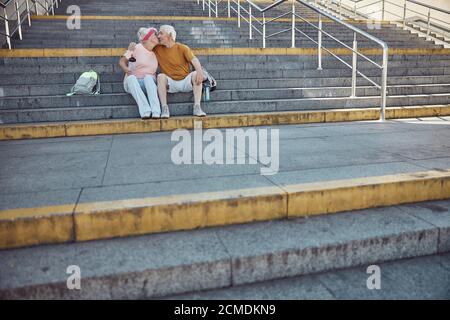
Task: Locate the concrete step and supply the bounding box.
[2,54,450,66]
[0,198,449,299]
[1,64,449,84]
[10,40,441,49]
[14,35,428,47]
[166,253,450,300]
[2,94,450,124]
[3,58,450,76]
[1,104,449,140]
[3,77,450,96]
[2,84,450,109]
[18,27,420,37]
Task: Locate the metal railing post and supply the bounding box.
[15,1,22,40]
[237,0,241,28]
[263,12,266,48]
[249,4,252,40]
[339,0,342,19]
[227,0,230,18]
[34,0,39,15]
[380,46,388,121]
[382,0,385,21]
[51,0,55,15]
[4,8,11,49]
[291,0,296,48]
[56,0,59,9]
[208,0,211,17]
[426,8,431,40]
[317,14,322,70]
[351,33,357,97]
[26,0,31,26]
[403,1,407,27]
[202,0,205,11]
[353,2,357,17]
[215,0,218,18]
[45,1,49,15]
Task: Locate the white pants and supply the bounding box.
[124,75,161,117]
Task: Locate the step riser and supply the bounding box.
[3,95,450,124]
[2,85,449,108]
[2,67,449,85]
[0,224,440,300]
[2,105,449,140]
[11,42,441,49]
[4,77,450,96]
[2,59,450,74]
[3,55,450,66]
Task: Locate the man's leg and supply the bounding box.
[190,71,206,117]
[143,75,161,118]
[157,73,170,118]
[191,71,203,106]
[124,75,152,118]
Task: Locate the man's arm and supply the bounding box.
[191,57,204,85]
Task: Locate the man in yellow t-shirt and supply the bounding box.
[154,25,206,118]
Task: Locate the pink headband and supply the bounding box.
[142,28,157,41]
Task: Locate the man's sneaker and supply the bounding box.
[161,105,170,119]
[141,113,151,120]
[151,113,161,119]
[193,104,206,117]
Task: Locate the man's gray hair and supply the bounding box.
[160,25,177,41]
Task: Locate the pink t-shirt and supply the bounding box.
[123,43,158,80]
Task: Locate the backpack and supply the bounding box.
[66,70,101,96]
[202,67,217,92]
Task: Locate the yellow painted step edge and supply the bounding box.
[1,169,449,249]
[1,105,450,141]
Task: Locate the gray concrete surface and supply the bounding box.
[167,253,450,300]
[0,199,449,299]
[0,119,449,209]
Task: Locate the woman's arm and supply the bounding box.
[119,56,132,76]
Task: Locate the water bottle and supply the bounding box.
[203,83,210,102]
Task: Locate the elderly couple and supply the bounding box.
[119,25,206,119]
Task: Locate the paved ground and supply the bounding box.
[0,117,449,209]
[165,253,450,300]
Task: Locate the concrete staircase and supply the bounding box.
[0,0,449,125]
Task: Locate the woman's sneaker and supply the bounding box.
[161,105,170,118]
[193,104,206,117]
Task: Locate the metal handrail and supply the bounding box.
[328,0,450,15]
[317,0,450,42]
[197,0,389,121]
[1,0,61,49]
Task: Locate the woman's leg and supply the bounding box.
[143,75,161,117]
[123,75,152,118]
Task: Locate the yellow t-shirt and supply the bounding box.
[153,43,195,81]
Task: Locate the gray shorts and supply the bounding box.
[167,72,194,93]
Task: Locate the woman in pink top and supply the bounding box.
[119,27,161,119]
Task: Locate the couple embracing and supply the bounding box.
[119,25,207,119]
